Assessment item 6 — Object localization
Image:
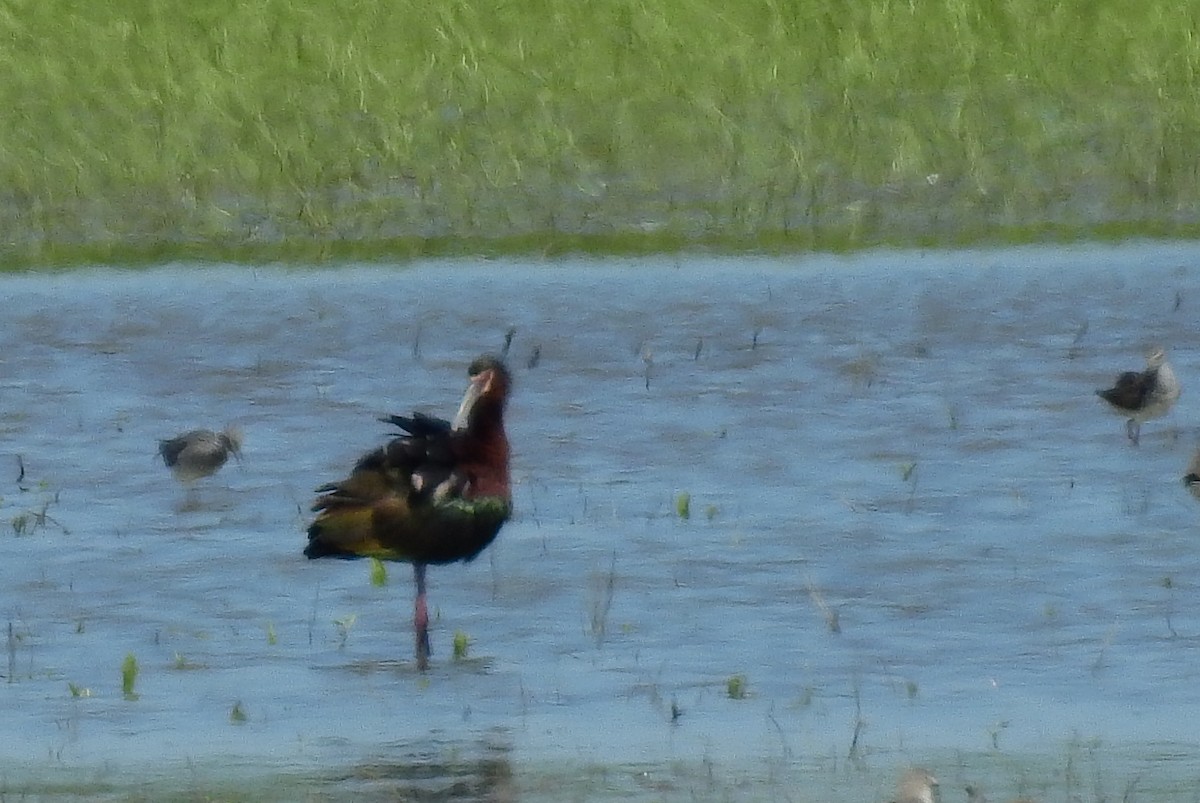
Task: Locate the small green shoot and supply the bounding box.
[230,701,247,724]
[369,557,387,587]
[121,653,139,699]
[727,674,747,700]
[453,630,470,660]
[265,621,277,645]
[675,492,691,520]
[704,504,718,521]
[171,652,206,671]
[68,682,91,698]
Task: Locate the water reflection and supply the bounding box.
[315,735,514,802]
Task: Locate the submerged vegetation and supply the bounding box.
[4,457,68,535]
[2,0,1200,267]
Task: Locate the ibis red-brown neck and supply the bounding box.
[455,358,512,501]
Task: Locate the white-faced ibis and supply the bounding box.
[305,355,512,670]
[1096,346,1180,445]
[158,427,243,483]
[892,768,939,803]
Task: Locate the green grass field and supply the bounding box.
[2,0,1199,267]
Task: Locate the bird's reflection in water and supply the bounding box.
[317,734,514,802]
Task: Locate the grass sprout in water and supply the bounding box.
[675,492,691,520]
[121,654,139,700]
[453,630,470,661]
[4,485,68,537]
[230,701,247,724]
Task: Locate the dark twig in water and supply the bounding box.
[6,622,15,683]
[766,704,793,759]
[1162,576,1179,638]
[526,345,541,369]
[901,461,919,513]
[30,499,67,535]
[502,327,516,357]
[847,682,865,764]
[1091,624,1118,674]
[694,337,703,361]
[1123,772,1144,802]
[806,581,841,633]
[1067,319,1088,360]
[15,455,26,490]
[307,587,319,647]
[589,552,617,645]
[490,549,500,600]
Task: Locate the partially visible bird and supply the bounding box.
[966,783,1038,803]
[1183,449,1200,500]
[893,768,939,803]
[306,355,513,670]
[158,427,243,483]
[1096,346,1180,445]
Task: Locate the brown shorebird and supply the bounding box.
[892,767,939,803]
[158,427,243,483]
[306,355,512,670]
[1096,346,1180,444]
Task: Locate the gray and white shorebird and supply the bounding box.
[1096,346,1180,445]
[1184,449,1200,500]
[158,427,243,483]
[966,783,1038,803]
[892,768,939,803]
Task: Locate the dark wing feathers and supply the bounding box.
[158,437,189,467]
[1098,369,1154,411]
[379,411,452,437]
[316,411,466,511]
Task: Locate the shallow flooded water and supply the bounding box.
[4,242,1200,800]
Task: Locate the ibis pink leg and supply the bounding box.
[414,563,431,670]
